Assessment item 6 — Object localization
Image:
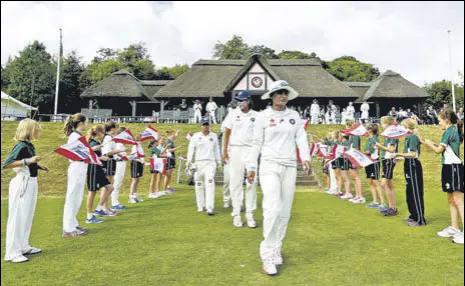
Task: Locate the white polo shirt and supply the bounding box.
[247,108,311,169]
[101,134,116,157]
[222,109,258,147]
[187,131,221,163]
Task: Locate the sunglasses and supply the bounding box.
[274,89,290,95]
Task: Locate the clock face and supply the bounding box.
[251,76,263,88]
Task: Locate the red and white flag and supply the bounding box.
[310,142,320,157]
[55,136,102,166]
[303,119,310,131]
[381,124,412,139]
[113,129,137,145]
[186,131,193,141]
[341,123,368,136]
[317,144,337,160]
[150,157,167,174]
[140,125,159,142]
[342,148,376,168]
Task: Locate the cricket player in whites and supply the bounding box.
[187,118,222,215]
[222,91,258,228]
[247,80,311,276]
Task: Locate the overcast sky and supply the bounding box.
[1,1,464,86]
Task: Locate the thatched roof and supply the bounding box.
[360,70,431,101]
[344,82,372,98]
[140,80,173,100]
[155,55,358,98]
[81,70,148,99]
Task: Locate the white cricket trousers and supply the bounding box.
[194,111,202,124]
[259,161,297,264]
[112,161,127,206]
[208,111,217,124]
[223,162,231,204]
[194,161,217,211]
[329,164,337,192]
[4,169,38,261]
[310,115,319,124]
[229,146,257,217]
[63,161,87,233]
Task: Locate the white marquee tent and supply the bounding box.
[1,91,38,120]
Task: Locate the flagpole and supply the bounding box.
[54,28,62,121]
[40,150,57,159]
[447,30,456,112]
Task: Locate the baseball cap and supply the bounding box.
[235,91,250,101]
[200,118,210,126]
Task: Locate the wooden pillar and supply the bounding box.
[89,99,93,110]
[129,100,137,117]
[376,102,380,119]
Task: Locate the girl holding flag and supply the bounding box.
[163,130,182,194]
[376,116,400,216]
[363,124,387,211]
[85,125,113,223]
[111,126,130,210]
[339,132,354,200]
[3,119,46,263]
[420,111,463,243]
[393,118,426,227]
[148,136,167,198]
[62,113,90,237]
[344,120,365,204]
[329,131,344,197]
[129,133,146,203]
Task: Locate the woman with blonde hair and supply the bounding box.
[63,113,90,237]
[85,125,113,224]
[393,118,426,227]
[420,111,463,243]
[376,116,400,216]
[3,119,47,263]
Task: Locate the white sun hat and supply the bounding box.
[261,80,299,101]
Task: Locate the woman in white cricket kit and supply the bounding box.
[360,101,370,123]
[246,80,312,276]
[220,122,231,208]
[310,99,320,125]
[206,97,218,124]
[193,100,202,124]
[222,91,258,228]
[187,118,222,215]
[62,113,90,237]
[3,119,46,263]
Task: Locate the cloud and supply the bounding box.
[1,1,463,86]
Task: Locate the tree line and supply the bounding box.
[1,35,463,114]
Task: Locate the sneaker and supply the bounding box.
[377,203,389,212]
[246,216,257,228]
[94,209,110,217]
[340,193,353,200]
[157,191,166,197]
[206,210,215,216]
[437,226,461,238]
[384,208,399,216]
[263,264,278,276]
[135,197,144,202]
[408,221,426,227]
[223,202,230,209]
[76,226,88,233]
[327,190,337,195]
[62,229,87,238]
[22,247,42,255]
[348,196,359,203]
[367,202,380,209]
[104,209,119,216]
[452,232,464,244]
[111,204,126,211]
[352,197,366,204]
[10,255,29,263]
[128,197,138,204]
[165,188,175,194]
[86,215,104,224]
[233,216,243,228]
[332,192,344,197]
[197,207,205,212]
[403,217,414,223]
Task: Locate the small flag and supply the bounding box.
[342,148,376,168]
[303,120,310,131]
[317,144,337,160]
[341,123,368,136]
[113,129,137,145]
[131,143,145,158]
[381,124,412,139]
[310,142,320,157]
[140,125,159,142]
[55,136,102,166]
[150,157,167,174]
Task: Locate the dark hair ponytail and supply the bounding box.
[63,113,87,136]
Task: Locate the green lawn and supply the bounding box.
[1,121,464,285]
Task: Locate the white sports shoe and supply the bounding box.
[437,226,461,238]
[128,197,138,204]
[197,207,205,212]
[246,214,257,228]
[340,193,353,200]
[10,255,29,263]
[233,216,243,228]
[22,246,42,255]
[263,264,278,276]
[352,197,366,204]
[348,196,359,203]
[223,202,230,208]
[452,232,464,244]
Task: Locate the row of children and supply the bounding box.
[3,113,181,263]
[315,111,464,244]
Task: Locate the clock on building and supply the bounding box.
[251,76,263,88]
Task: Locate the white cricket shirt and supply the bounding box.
[222,109,258,147]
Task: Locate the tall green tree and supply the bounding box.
[155,64,189,80]
[79,59,125,90]
[4,41,56,113]
[213,35,250,60]
[424,79,464,110]
[118,43,155,79]
[325,56,380,82]
[58,51,85,113]
[277,50,314,59]
[248,45,279,59]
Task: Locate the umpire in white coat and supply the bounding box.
[222,91,258,228]
[247,80,312,276]
[187,118,222,215]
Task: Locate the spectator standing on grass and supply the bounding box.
[3,119,46,263]
[206,97,218,124]
[193,100,202,124]
[346,102,356,122]
[427,106,438,125]
[310,99,320,124]
[360,101,370,123]
[388,107,397,120]
[419,110,464,244]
